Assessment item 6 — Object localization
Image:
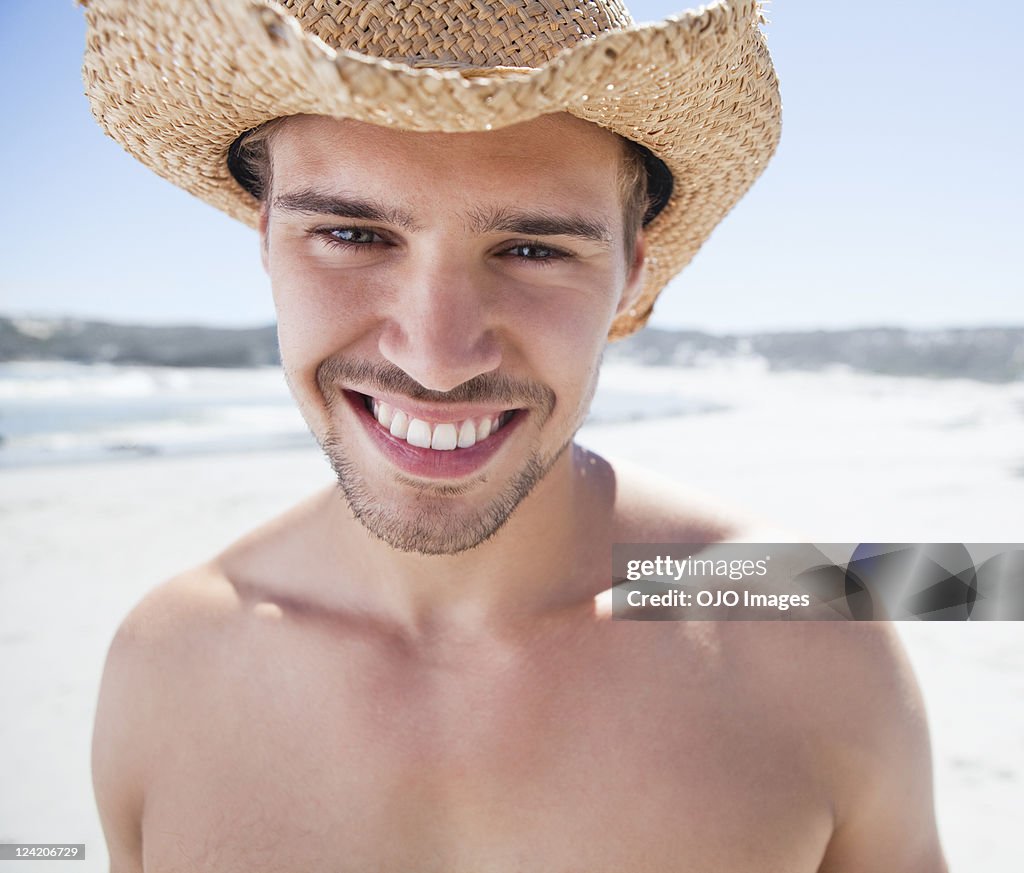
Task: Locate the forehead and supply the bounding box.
[268,113,625,218]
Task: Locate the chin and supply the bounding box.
[320,431,563,556]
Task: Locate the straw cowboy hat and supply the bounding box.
[80,0,781,339]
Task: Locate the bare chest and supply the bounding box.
[141,621,834,872]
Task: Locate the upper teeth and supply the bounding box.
[371,399,506,451]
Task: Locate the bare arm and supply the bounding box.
[816,623,948,872]
[92,617,148,872]
[93,571,217,872]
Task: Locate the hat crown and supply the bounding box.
[278,0,634,67]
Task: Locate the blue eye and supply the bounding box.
[325,227,380,245]
[513,244,552,259]
[505,242,571,263]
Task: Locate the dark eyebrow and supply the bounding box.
[272,191,611,244]
[466,206,612,246]
[272,189,420,230]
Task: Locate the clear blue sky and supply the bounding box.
[1,0,1021,332]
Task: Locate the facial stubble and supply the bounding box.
[313,359,590,556]
[322,433,561,555]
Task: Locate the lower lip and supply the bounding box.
[344,391,524,480]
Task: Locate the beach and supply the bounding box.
[1,360,1022,870]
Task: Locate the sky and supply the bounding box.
[1,0,1021,333]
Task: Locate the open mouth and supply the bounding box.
[359,393,517,451]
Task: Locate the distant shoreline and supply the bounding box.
[1,315,1022,382]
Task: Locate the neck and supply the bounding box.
[320,442,616,638]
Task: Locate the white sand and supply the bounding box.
[1,363,1022,871]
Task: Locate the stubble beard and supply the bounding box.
[309,357,586,556]
[320,429,574,555]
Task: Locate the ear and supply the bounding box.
[615,229,647,317]
[258,203,271,274]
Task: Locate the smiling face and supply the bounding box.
[261,113,644,554]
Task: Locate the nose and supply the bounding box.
[377,258,503,393]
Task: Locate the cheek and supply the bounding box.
[507,269,620,345]
[499,284,614,419]
[268,254,376,428]
[270,250,379,373]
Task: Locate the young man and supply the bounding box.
[84,0,947,869]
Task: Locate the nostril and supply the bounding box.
[377,330,502,395]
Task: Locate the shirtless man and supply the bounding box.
[84,1,947,870]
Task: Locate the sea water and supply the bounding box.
[0,361,308,467]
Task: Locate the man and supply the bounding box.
[84,0,947,869]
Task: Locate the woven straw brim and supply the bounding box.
[82,0,781,339]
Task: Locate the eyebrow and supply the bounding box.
[272,189,420,230]
[272,190,612,245]
[466,205,612,245]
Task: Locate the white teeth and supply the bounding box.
[369,396,510,451]
[376,401,394,429]
[457,419,477,448]
[431,422,458,451]
[389,410,409,439]
[406,418,433,449]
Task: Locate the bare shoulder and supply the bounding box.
[97,563,243,722]
[100,564,243,692]
[726,621,947,872]
[733,620,930,735]
[601,453,807,543]
[92,564,240,870]
[812,623,946,871]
